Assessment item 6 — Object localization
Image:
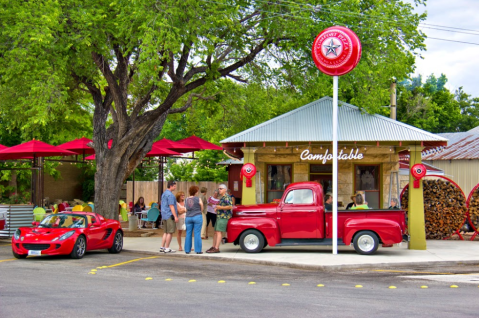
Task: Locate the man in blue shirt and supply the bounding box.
[160,181,178,253]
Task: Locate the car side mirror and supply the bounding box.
[32,221,39,227]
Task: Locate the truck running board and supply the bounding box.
[276,239,346,247]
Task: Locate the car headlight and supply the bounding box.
[14,229,20,240]
[52,230,76,242]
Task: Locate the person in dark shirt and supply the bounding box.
[324,194,333,211]
[346,195,356,210]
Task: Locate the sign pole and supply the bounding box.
[332,75,338,255]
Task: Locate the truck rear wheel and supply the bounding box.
[353,231,379,255]
[239,230,265,253]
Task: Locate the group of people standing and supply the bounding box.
[158,181,233,254]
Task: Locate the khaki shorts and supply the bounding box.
[215,218,229,232]
[162,218,177,234]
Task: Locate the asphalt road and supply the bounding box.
[1,238,478,317]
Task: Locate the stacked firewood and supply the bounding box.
[401,179,467,239]
[469,187,479,230]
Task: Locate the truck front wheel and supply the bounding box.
[239,230,265,253]
[353,231,379,255]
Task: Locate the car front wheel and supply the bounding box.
[70,235,86,259]
[108,231,123,254]
[353,231,379,255]
[239,229,265,253]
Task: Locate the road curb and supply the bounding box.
[123,249,479,271]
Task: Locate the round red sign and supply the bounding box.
[312,26,362,76]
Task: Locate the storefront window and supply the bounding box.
[267,164,292,203]
[355,165,381,209]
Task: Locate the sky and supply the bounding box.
[411,0,479,96]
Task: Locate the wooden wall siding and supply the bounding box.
[127,181,224,205]
[424,159,479,196]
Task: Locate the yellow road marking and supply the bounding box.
[105,256,159,268]
[0,244,12,247]
[0,258,15,263]
[317,284,325,287]
[421,285,428,289]
[282,283,290,286]
[248,282,256,285]
[218,280,226,283]
[373,269,454,275]
[189,280,196,283]
[145,277,153,280]
[355,285,363,288]
[389,286,397,289]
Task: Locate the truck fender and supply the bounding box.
[227,217,281,246]
[343,218,403,245]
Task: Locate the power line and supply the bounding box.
[427,37,479,46]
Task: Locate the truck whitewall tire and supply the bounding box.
[353,231,379,255]
[239,229,265,253]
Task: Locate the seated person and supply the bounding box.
[324,194,333,211]
[350,194,369,210]
[346,195,356,210]
[389,198,399,209]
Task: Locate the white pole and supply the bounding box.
[332,75,338,255]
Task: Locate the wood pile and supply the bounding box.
[401,179,467,239]
[469,186,479,230]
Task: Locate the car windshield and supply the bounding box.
[39,214,87,229]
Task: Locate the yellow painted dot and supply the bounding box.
[90,269,97,272]
[389,286,397,289]
[218,280,226,284]
[165,278,172,281]
[189,279,196,283]
[145,277,153,281]
[355,285,363,288]
[421,286,428,289]
[317,284,325,287]
[88,272,96,275]
[450,285,458,288]
[282,283,290,286]
[248,282,256,285]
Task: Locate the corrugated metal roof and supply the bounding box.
[468,125,479,134]
[221,97,447,143]
[423,131,479,160]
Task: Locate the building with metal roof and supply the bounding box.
[220,96,447,208]
[423,126,479,195]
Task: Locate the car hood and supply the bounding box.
[233,203,278,216]
[17,227,78,241]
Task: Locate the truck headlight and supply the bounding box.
[14,229,20,240]
[52,230,76,242]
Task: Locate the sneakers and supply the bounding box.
[164,248,176,253]
[152,227,158,230]
[222,237,227,244]
[159,247,166,253]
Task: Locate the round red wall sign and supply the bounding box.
[312,26,362,76]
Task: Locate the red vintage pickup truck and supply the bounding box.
[227,182,408,255]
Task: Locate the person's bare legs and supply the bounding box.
[177,230,183,251]
[162,233,173,248]
[213,231,222,250]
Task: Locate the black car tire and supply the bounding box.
[13,251,27,259]
[239,229,265,253]
[108,231,123,254]
[353,230,379,255]
[70,235,86,259]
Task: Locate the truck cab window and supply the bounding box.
[284,189,313,204]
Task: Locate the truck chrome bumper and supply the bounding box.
[402,234,410,242]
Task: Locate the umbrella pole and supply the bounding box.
[158,157,164,202]
[41,157,45,208]
[132,170,135,206]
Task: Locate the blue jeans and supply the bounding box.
[185,214,203,253]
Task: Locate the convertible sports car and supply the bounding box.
[12,212,123,259]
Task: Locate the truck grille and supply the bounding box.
[23,244,51,251]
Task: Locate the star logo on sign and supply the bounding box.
[323,39,341,57]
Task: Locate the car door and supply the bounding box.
[278,188,320,238]
[86,216,107,250]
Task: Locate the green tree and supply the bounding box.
[0,0,427,218]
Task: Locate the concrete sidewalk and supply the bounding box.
[123,236,479,270]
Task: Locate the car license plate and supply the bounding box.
[28,250,42,256]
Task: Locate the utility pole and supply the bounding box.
[390,79,397,120]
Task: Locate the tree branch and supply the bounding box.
[168,90,217,114]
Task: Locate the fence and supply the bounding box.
[0,205,34,238]
[126,181,224,205]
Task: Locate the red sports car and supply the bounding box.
[12,212,123,259]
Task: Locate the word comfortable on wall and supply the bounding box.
[300,149,364,164]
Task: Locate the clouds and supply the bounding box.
[412,0,479,96]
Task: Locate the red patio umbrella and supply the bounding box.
[84,146,180,160]
[177,135,223,151]
[0,139,76,160]
[58,137,95,155]
[153,138,198,153]
[0,144,8,151]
